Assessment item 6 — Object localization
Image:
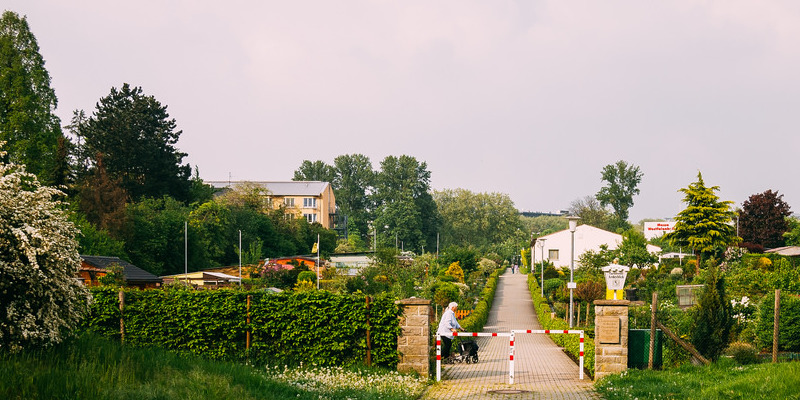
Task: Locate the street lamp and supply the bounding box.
[537,238,546,297]
[567,215,580,328]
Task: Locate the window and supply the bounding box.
[303,198,317,208]
[284,198,295,207]
[304,213,317,223]
[548,249,559,261]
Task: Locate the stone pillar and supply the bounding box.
[396,298,431,376]
[594,299,630,380]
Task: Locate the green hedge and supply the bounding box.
[528,274,595,378]
[756,292,800,352]
[459,267,504,332]
[84,287,401,368]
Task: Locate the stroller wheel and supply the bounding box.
[472,355,479,363]
[465,356,471,364]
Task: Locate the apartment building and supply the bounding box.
[207,180,337,229]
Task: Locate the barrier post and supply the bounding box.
[436,334,441,382]
[579,331,585,380]
[509,332,515,384]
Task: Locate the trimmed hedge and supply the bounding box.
[459,267,505,332]
[528,274,595,378]
[84,287,401,368]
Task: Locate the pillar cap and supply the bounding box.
[594,299,631,306]
[396,297,431,305]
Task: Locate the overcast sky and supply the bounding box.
[6,1,800,223]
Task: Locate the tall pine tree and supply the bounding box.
[78,84,191,202]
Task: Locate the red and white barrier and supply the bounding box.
[512,329,585,380]
[436,329,585,383]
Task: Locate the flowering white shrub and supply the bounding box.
[0,146,89,352]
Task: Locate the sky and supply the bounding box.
[6,1,800,223]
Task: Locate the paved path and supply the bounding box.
[422,270,601,400]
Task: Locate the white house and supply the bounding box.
[532,224,661,268]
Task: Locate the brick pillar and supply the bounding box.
[594,299,630,380]
[395,298,431,376]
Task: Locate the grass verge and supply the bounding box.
[0,334,426,400]
[596,359,800,400]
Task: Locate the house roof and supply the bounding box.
[765,246,800,256]
[206,181,330,196]
[80,255,161,283]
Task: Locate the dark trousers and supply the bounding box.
[442,336,453,358]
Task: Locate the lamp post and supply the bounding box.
[537,238,546,297]
[567,216,580,328]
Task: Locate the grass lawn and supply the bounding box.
[596,359,800,400]
[0,334,427,400]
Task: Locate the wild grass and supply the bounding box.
[0,334,426,400]
[596,358,800,400]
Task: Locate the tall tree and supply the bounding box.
[569,195,612,231]
[332,154,375,239]
[664,172,739,271]
[293,160,336,183]
[738,190,792,250]
[78,83,192,202]
[373,155,439,252]
[0,11,63,184]
[0,145,89,351]
[595,160,643,230]
[434,188,522,250]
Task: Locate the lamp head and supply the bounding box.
[567,216,580,232]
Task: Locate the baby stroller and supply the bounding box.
[453,339,479,364]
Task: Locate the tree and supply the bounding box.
[738,190,792,250]
[596,160,643,230]
[332,154,375,239]
[664,172,739,272]
[0,11,63,184]
[77,153,128,236]
[785,217,800,246]
[569,195,612,231]
[616,229,658,268]
[434,189,523,250]
[0,146,88,351]
[78,83,191,202]
[293,160,336,183]
[122,196,191,276]
[692,262,732,361]
[373,155,439,252]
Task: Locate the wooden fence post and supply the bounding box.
[649,292,657,370]
[246,295,252,352]
[119,289,125,344]
[773,289,780,364]
[366,296,372,367]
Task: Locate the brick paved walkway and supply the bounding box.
[422,270,601,399]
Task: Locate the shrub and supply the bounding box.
[297,271,317,283]
[725,342,759,365]
[755,292,800,352]
[692,263,732,361]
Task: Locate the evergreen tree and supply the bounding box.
[78,83,192,202]
[664,172,739,272]
[0,11,63,184]
[692,262,732,361]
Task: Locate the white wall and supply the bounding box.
[532,225,660,268]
